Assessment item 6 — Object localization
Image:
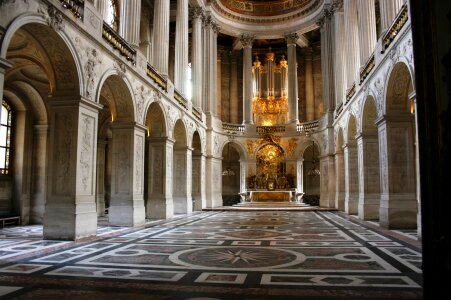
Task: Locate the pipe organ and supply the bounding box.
[252,49,289,126]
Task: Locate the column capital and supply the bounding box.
[316,8,332,28]
[285,32,300,45]
[190,6,204,20]
[239,33,255,47]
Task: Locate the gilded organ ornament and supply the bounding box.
[252,50,289,125]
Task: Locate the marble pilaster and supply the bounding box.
[152,0,170,76]
[44,98,101,240]
[30,125,48,224]
[96,139,107,217]
[173,146,193,214]
[230,54,239,123]
[147,137,174,219]
[343,141,359,214]
[334,152,345,210]
[377,116,417,229]
[320,155,336,207]
[357,133,380,220]
[108,123,146,227]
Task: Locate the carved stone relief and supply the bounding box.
[135,135,144,194]
[134,84,150,124]
[55,112,73,195]
[79,114,94,193]
[116,133,130,194]
[84,48,102,100]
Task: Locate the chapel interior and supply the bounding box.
[0,0,450,299]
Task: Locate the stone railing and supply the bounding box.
[359,54,375,84]
[256,125,285,135]
[223,122,245,134]
[382,3,409,52]
[297,120,319,134]
[59,0,84,18]
[345,82,356,104]
[146,63,167,91]
[335,102,344,119]
[174,89,188,109]
[192,106,202,121]
[102,22,136,64]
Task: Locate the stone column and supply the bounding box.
[304,48,315,121]
[147,137,174,219]
[240,34,254,124]
[320,155,335,208]
[344,0,360,89]
[30,125,48,224]
[285,33,299,124]
[119,0,141,47]
[44,98,101,240]
[410,92,421,238]
[380,0,404,34]
[332,5,346,106]
[191,7,203,109]
[96,139,107,217]
[334,151,345,210]
[357,0,377,64]
[152,0,170,76]
[343,141,359,214]
[356,133,380,220]
[175,0,189,95]
[95,0,109,21]
[230,53,239,123]
[173,146,193,214]
[202,16,219,115]
[318,12,335,113]
[206,155,222,207]
[377,116,417,229]
[108,123,146,227]
[0,58,12,108]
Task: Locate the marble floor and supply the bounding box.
[0,211,422,299]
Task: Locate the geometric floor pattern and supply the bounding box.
[0,211,423,299]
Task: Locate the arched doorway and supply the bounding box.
[173,119,191,214]
[221,143,241,206]
[344,115,359,214]
[303,142,320,206]
[192,131,204,211]
[144,102,170,219]
[358,96,380,220]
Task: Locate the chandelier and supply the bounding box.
[222,144,236,177]
[307,142,320,176]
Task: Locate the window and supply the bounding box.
[0,101,12,175]
[106,0,119,31]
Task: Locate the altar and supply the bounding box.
[240,189,304,203]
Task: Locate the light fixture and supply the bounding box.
[222,144,236,177]
[307,142,320,177]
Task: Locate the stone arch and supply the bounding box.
[344,114,359,214]
[358,95,381,220]
[97,72,135,123]
[1,19,81,228]
[378,60,417,229]
[301,140,321,204]
[191,131,204,211]
[172,119,191,214]
[145,102,168,138]
[384,62,414,115]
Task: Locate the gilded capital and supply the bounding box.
[285,32,299,45]
[239,34,255,47]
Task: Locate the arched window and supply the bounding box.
[0,101,12,175]
[106,0,120,31]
